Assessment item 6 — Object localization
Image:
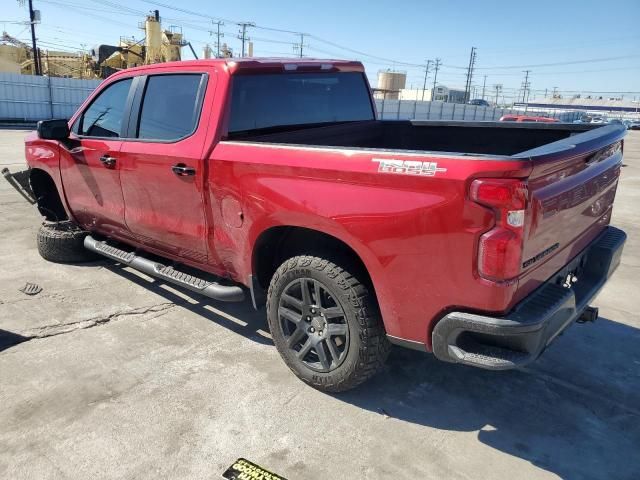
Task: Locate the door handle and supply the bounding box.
[99,155,116,167]
[172,163,196,176]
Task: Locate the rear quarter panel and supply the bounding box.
[209,142,530,346]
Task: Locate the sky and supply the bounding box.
[3,0,640,102]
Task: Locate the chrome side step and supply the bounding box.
[84,235,245,302]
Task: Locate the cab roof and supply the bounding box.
[119,58,364,75]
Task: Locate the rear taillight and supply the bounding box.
[470,179,528,281]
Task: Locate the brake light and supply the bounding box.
[471,179,528,281]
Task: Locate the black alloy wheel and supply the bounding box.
[267,255,390,392]
[278,277,349,372]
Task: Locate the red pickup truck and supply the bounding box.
[5,58,626,392]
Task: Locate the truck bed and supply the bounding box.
[229,120,599,156]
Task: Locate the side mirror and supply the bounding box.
[37,119,70,140]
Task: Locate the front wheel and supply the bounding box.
[266,255,390,392]
[37,221,97,263]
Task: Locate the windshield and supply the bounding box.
[227,72,374,135]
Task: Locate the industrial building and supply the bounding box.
[0,10,193,79]
[372,70,467,104]
[399,85,467,104]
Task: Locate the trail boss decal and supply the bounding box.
[222,458,287,480]
[372,158,447,176]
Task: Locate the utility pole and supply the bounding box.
[520,70,531,103]
[431,58,441,97]
[481,74,487,100]
[211,21,224,58]
[463,47,477,103]
[27,0,41,75]
[237,22,255,57]
[494,84,502,106]
[294,33,307,58]
[552,86,558,98]
[421,60,432,101]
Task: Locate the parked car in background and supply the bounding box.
[468,99,491,107]
[620,120,640,130]
[499,114,559,123]
[608,119,627,128]
[575,115,593,124]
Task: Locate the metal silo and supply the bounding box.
[376,70,407,100]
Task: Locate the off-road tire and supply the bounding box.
[267,255,390,392]
[37,221,97,263]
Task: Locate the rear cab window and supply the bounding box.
[227,72,374,137]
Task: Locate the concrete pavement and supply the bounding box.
[0,129,639,480]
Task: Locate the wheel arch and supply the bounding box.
[30,168,69,221]
[251,226,377,308]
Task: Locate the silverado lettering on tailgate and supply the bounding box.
[372,158,447,176]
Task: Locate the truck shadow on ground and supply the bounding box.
[0,329,28,352]
[94,263,640,479]
[104,263,272,346]
[336,316,640,480]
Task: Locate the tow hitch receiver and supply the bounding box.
[577,306,599,323]
[2,168,36,204]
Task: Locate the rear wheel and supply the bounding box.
[37,221,97,263]
[267,255,390,392]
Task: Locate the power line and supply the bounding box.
[476,54,640,70]
[12,0,640,98]
[251,36,297,46]
[130,0,640,81]
[309,35,423,67]
[138,0,236,25]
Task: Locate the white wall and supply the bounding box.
[0,73,101,121]
[374,99,582,122]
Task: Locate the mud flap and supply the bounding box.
[2,168,36,204]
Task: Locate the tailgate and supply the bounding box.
[516,125,626,275]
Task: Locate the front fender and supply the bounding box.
[24,132,75,221]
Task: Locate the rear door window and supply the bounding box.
[137,74,204,141]
[78,78,132,138]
